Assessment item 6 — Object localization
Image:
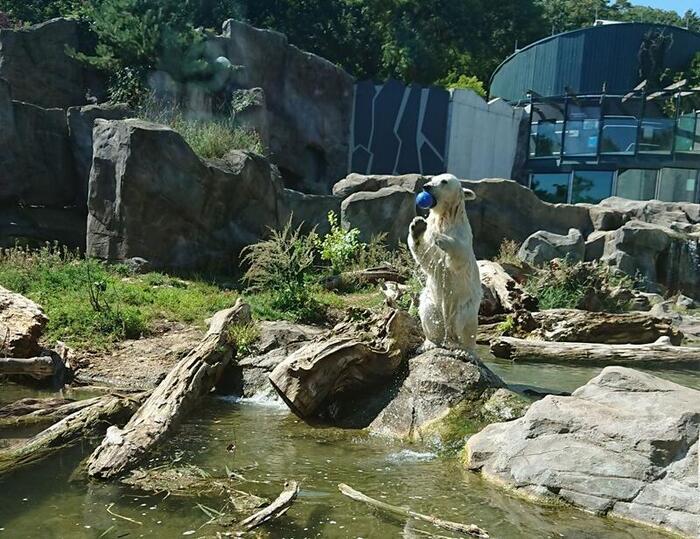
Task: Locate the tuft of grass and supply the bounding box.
[227,323,260,357]
[494,239,521,266]
[0,244,238,350]
[496,314,515,335]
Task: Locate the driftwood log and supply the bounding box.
[269,309,421,419]
[529,309,683,345]
[0,396,103,428]
[322,265,406,290]
[86,301,251,480]
[0,392,146,475]
[339,483,489,538]
[0,356,57,378]
[491,336,700,364]
[240,480,299,530]
[478,261,537,316]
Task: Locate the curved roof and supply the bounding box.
[490,23,700,102]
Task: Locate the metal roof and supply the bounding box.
[490,23,700,102]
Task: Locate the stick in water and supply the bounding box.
[338,483,489,538]
[239,480,299,530]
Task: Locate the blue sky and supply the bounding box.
[633,0,698,15]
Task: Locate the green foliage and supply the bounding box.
[317,211,363,275]
[494,239,521,266]
[241,219,324,323]
[496,315,515,335]
[441,74,487,97]
[0,244,238,350]
[0,0,86,24]
[227,322,260,357]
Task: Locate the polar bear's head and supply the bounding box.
[422,174,476,217]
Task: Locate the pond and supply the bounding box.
[1,352,697,539]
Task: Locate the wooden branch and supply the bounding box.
[240,480,299,530]
[490,336,700,364]
[0,396,102,428]
[0,392,146,475]
[338,483,489,538]
[0,356,56,378]
[86,301,251,480]
[478,261,537,316]
[322,265,406,290]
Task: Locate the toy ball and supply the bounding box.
[215,56,232,69]
[416,190,435,209]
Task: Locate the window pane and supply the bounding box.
[675,113,696,152]
[530,120,563,157]
[658,168,698,203]
[563,102,600,156]
[639,98,674,154]
[601,117,637,154]
[531,173,570,204]
[616,169,657,200]
[571,171,613,204]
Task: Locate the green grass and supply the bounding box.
[0,245,238,350]
[169,115,265,159]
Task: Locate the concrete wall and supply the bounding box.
[445,90,524,181]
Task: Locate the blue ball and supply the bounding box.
[416,191,435,209]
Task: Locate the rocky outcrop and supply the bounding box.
[517,228,584,266]
[368,349,520,446]
[0,18,101,108]
[333,173,427,199]
[341,186,416,245]
[466,367,700,537]
[0,286,48,358]
[86,118,329,268]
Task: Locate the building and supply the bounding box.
[490,22,700,205]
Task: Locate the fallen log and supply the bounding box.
[339,483,489,538]
[0,356,56,378]
[529,309,683,345]
[86,301,251,480]
[478,261,537,316]
[322,265,406,290]
[0,392,146,475]
[269,309,421,419]
[240,480,299,530]
[491,336,700,364]
[0,396,102,428]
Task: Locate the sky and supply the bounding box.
[633,0,698,15]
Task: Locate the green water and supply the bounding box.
[1,355,698,539]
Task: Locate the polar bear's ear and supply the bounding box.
[462,188,476,201]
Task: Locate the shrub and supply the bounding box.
[317,211,363,275]
[241,219,323,323]
[494,239,521,266]
[227,322,259,357]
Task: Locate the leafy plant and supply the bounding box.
[496,314,515,335]
[317,211,363,275]
[227,323,259,357]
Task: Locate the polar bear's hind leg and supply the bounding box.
[418,288,445,347]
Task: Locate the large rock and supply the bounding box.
[466,367,700,537]
[0,18,100,108]
[602,220,700,299]
[333,173,427,199]
[341,186,416,245]
[67,103,132,205]
[279,189,341,236]
[518,228,584,266]
[368,349,515,445]
[598,197,700,231]
[86,118,302,268]
[0,286,48,358]
[207,20,354,193]
[0,207,86,250]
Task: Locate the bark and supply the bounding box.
[0,356,56,378]
[478,261,537,316]
[0,396,102,428]
[322,265,406,290]
[86,301,251,480]
[0,392,146,475]
[240,481,299,530]
[339,483,489,538]
[269,309,421,419]
[529,309,683,345]
[490,336,700,364]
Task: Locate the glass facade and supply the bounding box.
[616,169,657,200]
[530,173,570,203]
[658,168,699,203]
[572,171,614,204]
[563,101,601,157]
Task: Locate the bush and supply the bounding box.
[494,239,521,266]
[241,219,323,323]
[317,211,363,275]
[227,322,259,357]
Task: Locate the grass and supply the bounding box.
[0,245,238,350]
[494,239,521,266]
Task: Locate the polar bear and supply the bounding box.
[408,174,482,352]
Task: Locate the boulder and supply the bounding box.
[602,220,700,299]
[368,349,515,446]
[0,207,86,250]
[518,228,584,266]
[599,197,700,229]
[0,286,48,358]
[279,189,341,236]
[332,173,428,199]
[584,230,609,262]
[466,367,700,537]
[67,103,132,205]
[341,186,416,245]
[86,118,328,269]
[0,18,100,108]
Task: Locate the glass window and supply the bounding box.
[530,173,570,204]
[675,113,696,152]
[571,171,614,204]
[657,168,699,203]
[639,97,674,154]
[616,169,658,201]
[563,101,601,157]
[601,97,642,155]
[530,120,563,157]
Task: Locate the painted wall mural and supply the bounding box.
[350,79,449,175]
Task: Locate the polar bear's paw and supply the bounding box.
[409,217,427,241]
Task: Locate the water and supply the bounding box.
[1,353,698,539]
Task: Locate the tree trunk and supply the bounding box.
[490,336,700,364]
[0,397,102,428]
[478,261,537,316]
[0,356,56,378]
[86,301,251,480]
[0,392,146,475]
[322,265,406,290]
[529,309,683,345]
[269,309,421,419]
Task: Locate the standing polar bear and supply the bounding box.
[408,174,482,352]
